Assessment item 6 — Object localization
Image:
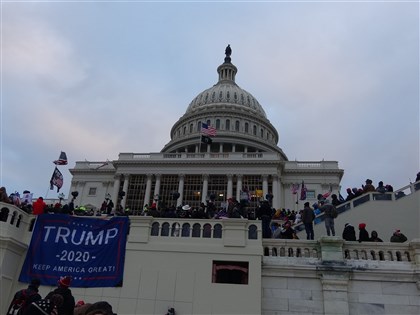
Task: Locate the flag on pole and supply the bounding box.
[201,135,213,144]
[300,181,307,200]
[291,183,299,194]
[50,167,63,192]
[201,123,217,137]
[53,151,68,165]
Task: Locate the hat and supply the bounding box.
[58,276,71,287]
[76,300,85,307]
[346,188,351,192]
[182,205,191,211]
[394,229,401,234]
[30,278,41,286]
[365,179,372,184]
[304,202,310,207]
[344,223,352,228]
[358,223,366,229]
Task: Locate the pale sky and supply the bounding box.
[1,0,419,200]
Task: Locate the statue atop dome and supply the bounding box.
[224,44,232,63]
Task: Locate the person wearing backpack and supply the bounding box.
[7,278,42,315]
[45,276,75,315]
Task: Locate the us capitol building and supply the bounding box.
[69,46,343,212]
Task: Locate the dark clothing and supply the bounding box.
[390,233,408,243]
[45,287,75,315]
[301,206,315,240]
[7,286,42,315]
[22,298,58,315]
[281,227,296,239]
[342,225,357,241]
[358,228,370,242]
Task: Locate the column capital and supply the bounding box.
[202,174,209,180]
[178,174,185,179]
[272,174,279,180]
[146,173,153,179]
[154,173,162,179]
[227,174,233,180]
[262,174,269,180]
[236,174,243,180]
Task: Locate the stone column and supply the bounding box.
[143,174,152,207]
[236,175,243,201]
[177,174,185,207]
[262,175,268,200]
[318,237,350,315]
[120,175,129,209]
[202,174,209,203]
[153,174,161,200]
[272,175,279,209]
[112,175,121,209]
[227,174,233,199]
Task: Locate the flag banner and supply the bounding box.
[50,167,63,192]
[19,214,130,288]
[20,192,33,204]
[300,181,307,200]
[53,151,68,165]
[291,183,299,194]
[201,135,213,144]
[201,123,217,137]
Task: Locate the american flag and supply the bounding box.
[201,123,217,137]
[53,151,68,165]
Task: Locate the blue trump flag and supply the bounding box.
[19,214,129,288]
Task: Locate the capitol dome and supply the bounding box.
[161,46,287,160]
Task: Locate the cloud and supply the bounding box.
[2,14,88,89]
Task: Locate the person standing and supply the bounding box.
[358,223,370,242]
[342,223,356,241]
[7,278,42,315]
[33,197,47,215]
[320,200,337,236]
[45,276,75,315]
[301,202,315,240]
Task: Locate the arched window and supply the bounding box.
[192,223,201,237]
[197,121,202,132]
[260,128,264,138]
[10,211,17,225]
[226,119,230,131]
[207,119,211,126]
[189,124,193,133]
[216,119,221,129]
[244,123,249,133]
[171,223,181,237]
[182,223,191,237]
[213,224,222,238]
[0,207,9,222]
[248,225,258,239]
[235,120,240,132]
[253,125,257,136]
[161,222,170,236]
[151,222,160,236]
[203,224,212,238]
[183,126,186,135]
[16,214,22,228]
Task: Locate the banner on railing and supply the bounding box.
[19,214,129,287]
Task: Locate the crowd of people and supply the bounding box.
[7,276,116,315]
[1,173,416,243]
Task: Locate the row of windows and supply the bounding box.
[176,119,274,141]
[150,222,258,240]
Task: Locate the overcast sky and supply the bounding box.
[1,0,419,201]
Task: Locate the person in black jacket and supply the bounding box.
[342,223,357,241]
[45,276,75,315]
[358,223,370,242]
[7,278,42,315]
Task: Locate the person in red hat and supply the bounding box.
[45,276,75,315]
[358,223,370,242]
